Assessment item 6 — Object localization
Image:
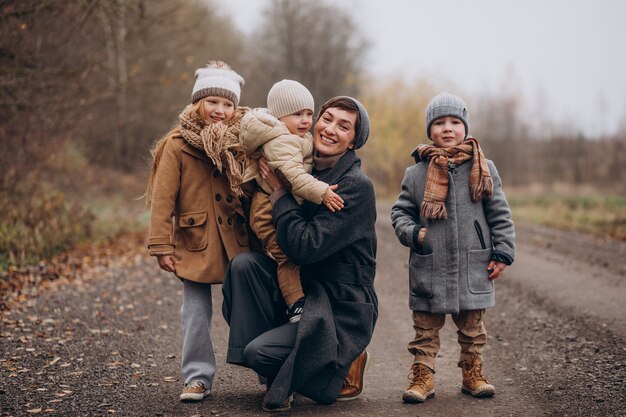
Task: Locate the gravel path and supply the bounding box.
[1,205,624,416]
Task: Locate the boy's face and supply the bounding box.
[280,109,314,137]
[201,96,235,123]
[429,116,465,148]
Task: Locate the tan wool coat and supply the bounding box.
[240,110,328,204]
[148,130,252,284]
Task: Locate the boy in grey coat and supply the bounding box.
[391,92,515,403]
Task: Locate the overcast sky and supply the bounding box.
[215,0,626,137]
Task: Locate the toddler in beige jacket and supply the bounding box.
[240,79,343,321]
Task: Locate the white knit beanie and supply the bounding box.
[267,79,314,119]
[425,91,470,139]
[191,62,245,106]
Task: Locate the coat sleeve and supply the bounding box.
[239,110,285,155]
[147,138,181,256]
[390,166,421,249]
[263,134,328,205]
[272,173,376,266]
[483,160,515,264]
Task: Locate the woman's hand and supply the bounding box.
[157,255,177,273]
[487,260,506,280]
[259,157,284,191]
[323,185,344,212]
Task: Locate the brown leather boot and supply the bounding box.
[460,355,495,397]
[336,350,370,401]
[402,363,435,403]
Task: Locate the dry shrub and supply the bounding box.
[0,190,94,268]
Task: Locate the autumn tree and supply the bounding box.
[359,78,438,196]
[0,0,245,266]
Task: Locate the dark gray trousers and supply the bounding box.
[222,251,347,403]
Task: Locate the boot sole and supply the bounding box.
[180,390,210,402]
[402,390,435,403]
[461,386,495,398]
[262,394,293,412]
[336,351,371,402]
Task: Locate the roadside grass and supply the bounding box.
[508,193,626,241]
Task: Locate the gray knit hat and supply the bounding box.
[191,62,245,106]
[425,92,470,139]
[267,79,314,119]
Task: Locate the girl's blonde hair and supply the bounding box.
[144,99,205,205]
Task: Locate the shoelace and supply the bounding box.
[407,364,430,388]
[186,381,205,389]
[464,361,488,383]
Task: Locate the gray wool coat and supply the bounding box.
[263,150,378,407]
[391,155,515,314]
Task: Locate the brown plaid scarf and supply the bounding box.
[179,104,249,197]
[414,137,493,220]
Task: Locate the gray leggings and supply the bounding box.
[222,251,346,403]
[181,279,216,388]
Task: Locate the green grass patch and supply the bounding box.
[508,193,626,241]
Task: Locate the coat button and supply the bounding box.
[187,218,195,225]
[213,170,219,177]
[215,194,221,201]
[218,216,222,224]
[227,218,233,225]
[226,195,233,203]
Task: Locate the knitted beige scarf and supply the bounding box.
[415,137,493,220]
[179,104,249,197]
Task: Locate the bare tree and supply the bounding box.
[241,0,369,108]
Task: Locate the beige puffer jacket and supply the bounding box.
[240,109,328,204]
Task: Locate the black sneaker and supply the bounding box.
[286,297,305,323]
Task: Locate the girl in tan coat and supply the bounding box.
[146,61,252,402]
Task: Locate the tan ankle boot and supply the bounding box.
[460,356,495,397]
[337,350,370,401]
[402,363,435,403]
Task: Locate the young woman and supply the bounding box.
[222,96,378,412]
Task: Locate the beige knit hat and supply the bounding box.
[191,61,245,106]
[267,79,314,119]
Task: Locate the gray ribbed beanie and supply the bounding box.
[267,79,314,119]
[191,62,245,106]
[425,92,470,139]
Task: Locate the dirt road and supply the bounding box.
[2,204,625,416]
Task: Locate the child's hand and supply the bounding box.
[323,185,344,212]
[157,255,177,273]
[487,260,506,280]
[418,227,427,245]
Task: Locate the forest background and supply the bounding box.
[1,0,625,269]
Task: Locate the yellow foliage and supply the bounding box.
[359,77,439,196]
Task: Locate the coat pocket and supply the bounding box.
[467,248,494,294]
[179,211,208,251]
[408,252,434,298]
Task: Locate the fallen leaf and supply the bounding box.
[162,376,177,382]
[26,408,42,414]
[49,357,61,366]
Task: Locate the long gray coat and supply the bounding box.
[391,156,515,314]
[263,150,378,407]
